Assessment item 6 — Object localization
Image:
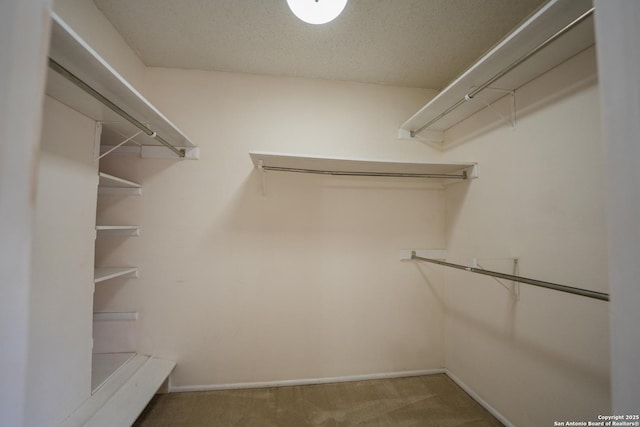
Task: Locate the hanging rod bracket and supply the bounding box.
[472,258,520,301]
[258,160,267,195]
[399,128,444,144]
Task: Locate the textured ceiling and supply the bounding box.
[93,0,547,90]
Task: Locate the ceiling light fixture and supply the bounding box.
[286,0,348,25]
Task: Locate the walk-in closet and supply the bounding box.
[1,0,639,426]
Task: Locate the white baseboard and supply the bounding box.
[170,368,446,393]
[445,369,514,427]
[168,367,513,426]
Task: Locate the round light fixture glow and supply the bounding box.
[286,0,348,25]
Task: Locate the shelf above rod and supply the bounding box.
[411,251,609,302]
[400,0,595,141]
[48,58,185,158]
[410,7,594,137]
[250,151,477,180]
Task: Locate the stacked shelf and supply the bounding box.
[98,172,141,195]
[94,172,140,284]
[92,171,141,399]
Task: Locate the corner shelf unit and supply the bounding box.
[399,0,595,148]
[90,171,144,422]
[250,151,477,188]
[46,12,198,158]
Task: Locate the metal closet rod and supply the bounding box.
[411,251,609,301]
[261,165,468,179]
[48,58,186,158]
[411,7,595,137]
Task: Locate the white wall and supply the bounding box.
[27,96,98,426]
[44,2,619,422]
[96,70,448,388]
[441,47,610,425]
[0,1,52,426]
[594,0,640,414]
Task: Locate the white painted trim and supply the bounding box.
[444,369,514,427]
[170,369,446,393]
[59,355,175,427]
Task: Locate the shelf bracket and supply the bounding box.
[466,88,516,128]
[258,160,267,196]
[473,257,520,301]
[97,130,143,161]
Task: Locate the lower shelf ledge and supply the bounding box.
[94,267,138,283]
[59,353,176,427]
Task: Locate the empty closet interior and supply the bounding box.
[26,0,619,425]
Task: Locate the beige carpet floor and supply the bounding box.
[134,373,503,426]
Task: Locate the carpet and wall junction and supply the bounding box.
[134,374,502,426]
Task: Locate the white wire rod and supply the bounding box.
[261,166,468,179]
[48,58,185,158]
[411,251,609,301]
[411,7,594,137]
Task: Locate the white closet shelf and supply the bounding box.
[98,172,141,195]
[46,13,197,156]
[399,0,594,147]
[250,151,477,181]
[96,225,140,237]
[94,267,138,283]
[90,352,136,393]
[62,353,175,427]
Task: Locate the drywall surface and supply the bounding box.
[594,1,640,414]
[96,71,449,388]
[52,0,146,90]
[27,96,98,426]
[441,47,611,425]
[0,1,52,425]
